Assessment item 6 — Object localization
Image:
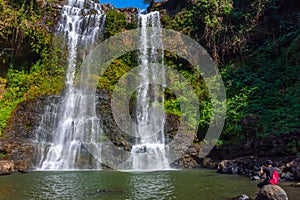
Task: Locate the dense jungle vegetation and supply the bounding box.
[0,0,299,147]
[157,0,300,143]
[0,0,65,135]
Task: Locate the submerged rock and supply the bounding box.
[251,176,261,181]
[87,188,124,196]
[134,146,147,153]
[229,194,251,200]
[255,185,288,200]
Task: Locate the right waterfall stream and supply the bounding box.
[130,11,170,170]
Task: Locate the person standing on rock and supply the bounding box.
[257,160,278,188]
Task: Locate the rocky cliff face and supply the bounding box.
[0,88,182,173]
[0,96,51,174]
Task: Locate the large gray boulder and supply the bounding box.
[255,185,288,200]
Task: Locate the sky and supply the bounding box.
[100,0,150,9]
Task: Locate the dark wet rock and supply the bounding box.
[279,158,300,181]
[86,188,124,197]
[0,140,34,172]
[281,172,294,181]
[96,189,123,193]
[15,160,28,173]
[0,96,56,172]
[216,157,257,175]
[207,131,299,162]
[96,189,112,193]
[170,139,203,169]
[134,146,147,153]
[97,90,132,152]
[251,176,261,181]
[0,160,14,175]
[97,89,182,155]
[0,99,50,172]
[290,157,300,181]
[229,194,251,200]
[203,130,300,178]
[202,157,217,169]
[87,188,123,196]
[172,129,299,170]
[205,154,300,183]
[255,185,288,200]
[4,96,57,141]
[164,113,180,143]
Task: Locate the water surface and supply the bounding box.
[0,169,298,200]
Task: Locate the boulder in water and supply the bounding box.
[134,145,147,153]
[251,175,261,181]
[255,185,288,200]
[0,160,14,175]
[229,194,251,200]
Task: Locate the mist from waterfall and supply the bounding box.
[34,0,105,170]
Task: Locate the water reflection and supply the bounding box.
[39,173,79,199]
[0,170,299,200]
[127,172,175,199]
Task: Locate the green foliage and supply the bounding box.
[0,150,7,159]
[194,0,233,28]
[164,94,181,116]
[0,0,3,12]
[223,79,255,141]
[98,58,132,91]
[104,9,137,38]
[244,29,300,136]
[159,0,275,64]
[0,98,23,137]
[0,0,56,70]
[217,26,300,138]
[0,62,64,135]
[155,0,300,144]
[0,0,66,136]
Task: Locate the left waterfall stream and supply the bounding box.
[33,0,105,170]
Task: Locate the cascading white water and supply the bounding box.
[130,11,169,170]
[35,0,105,170]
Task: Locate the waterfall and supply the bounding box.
[130,11,169,170]
[34,0,105,170]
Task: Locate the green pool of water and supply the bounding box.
[0,169,298,199]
